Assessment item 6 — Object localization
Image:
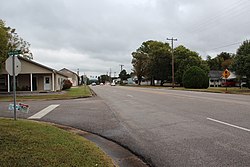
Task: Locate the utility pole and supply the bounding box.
[119,64,124,84]
[109,68,112,82]
[119,64,124,73]
[167,37,177,88]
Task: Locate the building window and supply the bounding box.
[45,77,50,84]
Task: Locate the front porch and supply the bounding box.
[0,73,56,93]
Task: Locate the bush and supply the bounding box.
[62,79,72,90]
[182,66,209,89]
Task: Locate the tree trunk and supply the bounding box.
[160,80,164,86]
[150,77,155,86]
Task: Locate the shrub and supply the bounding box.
[62,79,72,90]
[182,66,209,89]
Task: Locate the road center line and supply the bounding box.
[207,117,250,132]
[28,104,60,119]
[127,94,133,97]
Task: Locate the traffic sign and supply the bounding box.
[222,69,230,79]
[5,56,22,76]
[8,50,22,56]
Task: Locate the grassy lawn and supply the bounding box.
[171,87,250,95]
[126,85,250,95]
[0,118,114,167]
[0,85,92,102]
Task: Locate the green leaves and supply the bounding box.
[207,52,234,71]
[0,19,31,70]
[182,66,209,89]
[132,40,171,85]
[0,20,9,68]
[234,40,250,79]
[174,45,208,85]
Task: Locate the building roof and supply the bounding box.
[59,68,79,77]
[209,70,237,80]
[17,56,68,78]
[209,70,223,80]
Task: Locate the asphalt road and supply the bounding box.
[90,85,250,167]
[1,86,250,167]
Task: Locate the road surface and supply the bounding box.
[1,86,250,166]
[90,85,250,167]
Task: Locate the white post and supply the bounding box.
[52,73,55,91]
[30,73,33,92]
[7,74,10,93]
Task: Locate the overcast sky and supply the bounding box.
[1,0,250,77]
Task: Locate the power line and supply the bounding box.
[207,41,242,52]
[189,0,250,33]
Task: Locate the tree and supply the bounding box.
[0,20,9,70]
[0,19,31,71]
[132,40,171,86]
[99,75,111,84]
[119,69,130,84]
[182,66,209,89]
[131,51,148,85]
[234,40,250,88]
[174,45,209,85]
[206,52,234,71]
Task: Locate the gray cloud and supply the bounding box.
[1,0,250,76]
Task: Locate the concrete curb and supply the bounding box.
[53,124,149,167]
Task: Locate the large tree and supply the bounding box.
[174,45,209,85]
[132,40,171,86]
[234,40,250,88]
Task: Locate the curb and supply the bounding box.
[52,124,149,167]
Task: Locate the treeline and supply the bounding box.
[132,40,250,88]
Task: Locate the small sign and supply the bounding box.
[222,69,230,79]
[8,50,22,56]
[8,103,29,113]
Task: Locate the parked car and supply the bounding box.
[91,82,96,86]
[111,82,116,86]
[221,81,236,87]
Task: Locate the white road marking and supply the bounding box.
[127,95,133,97]
[28,104,60,119]
[207,117,250,132]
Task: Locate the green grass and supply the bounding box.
[0,118,114,167]
[0,86,92,102]
[126,85,250,95]
[171,87,250,95]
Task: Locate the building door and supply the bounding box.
[32,77,37,91]
[44,76,51,91]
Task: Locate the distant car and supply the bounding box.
[111,82,116,86]
[91,82,96,86]
[100,83,104,86]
